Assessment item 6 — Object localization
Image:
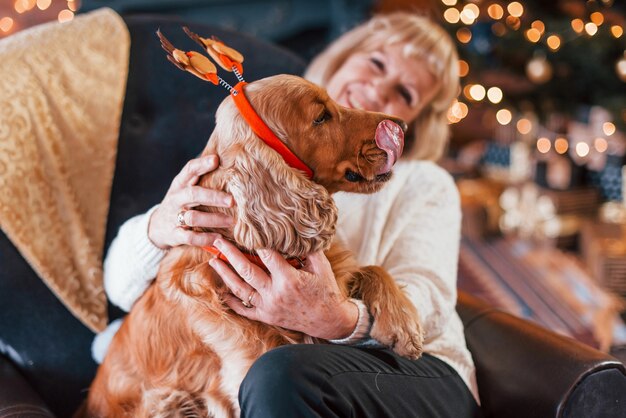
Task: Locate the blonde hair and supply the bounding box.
[305,12,460,161]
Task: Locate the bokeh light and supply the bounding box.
[537,137,551,153]
[487,87,503,103]
[603,122,616,136]
[594,137,608,152]
[547,35,561,51]
[554,138,569,154]
[508,2,524,18]
[487,4,504,20]
[57,9,74,23]
[458,60,469,77]
[496,109,513,125]
[575,142,590,157]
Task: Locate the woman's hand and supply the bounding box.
[148,155,234,249]
[209,238,359,340]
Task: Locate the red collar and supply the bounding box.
[231,81,313,179]
[202,245,305,273]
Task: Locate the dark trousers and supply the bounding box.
[239,344,482,418]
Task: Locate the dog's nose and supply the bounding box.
[389,117,408,133]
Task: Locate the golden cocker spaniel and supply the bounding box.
[84,75,423,417]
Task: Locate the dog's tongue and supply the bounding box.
[375,120,405,175]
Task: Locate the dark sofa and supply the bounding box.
[0,15,625,418]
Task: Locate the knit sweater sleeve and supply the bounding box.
[380,164,461,344]
[103,205,167,311]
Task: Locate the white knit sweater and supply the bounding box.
[102,160,479,402]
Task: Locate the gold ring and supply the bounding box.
[177,210,188,227]
[242,291,255,308]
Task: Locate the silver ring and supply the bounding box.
[177,210,188,228]
[242,291,255,308]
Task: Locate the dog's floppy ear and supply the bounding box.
[210,100,337,259]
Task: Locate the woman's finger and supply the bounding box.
[257,249,293,278]
[210,258,257,304]
[302,250,332,275]
[213,239,268,291]
[171,155,220,189]
[180,210,233,229]
[223,293,260,319]
[175,229,222,247]
[173,186,233,208]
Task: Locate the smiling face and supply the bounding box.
[325,43,440,128]
[248,75,407,194]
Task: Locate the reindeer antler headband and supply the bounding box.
[157,28,314,179]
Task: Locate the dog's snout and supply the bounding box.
[391,118,408,133]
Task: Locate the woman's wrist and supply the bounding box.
[333,298,360,340]
[329,299,372,344]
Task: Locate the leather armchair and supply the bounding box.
[458,292,626,418]
[1,14,625,418]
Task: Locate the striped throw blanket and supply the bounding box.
[458,236,626,352]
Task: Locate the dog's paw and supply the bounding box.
[370,307,423,360]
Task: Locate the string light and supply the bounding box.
[0,17,14,32]
[57,9,73,23]
[517,118,532,135]
[444,8,460,24]
[456,101,469,118]
[458,59,469,77]
[469,84,486,101]
[526,55,553,84]
[68,1,80,12]
[617,53,626,82]
[460,9,476,25]
[14,1,27,14]
[36,0,51,10]
[487,87,503,104]
[507,2,524,18]
[447,100,468,123]
[496,109,513,125]
[571,19,585,33]
[525,28,541,43]
[463,4,479,20]
[487,4,504,20]
[456,27,472,43]
[531,20,546,35]
[590,12,604,26]
[575,142,590,157]
[585,22,598,36]
[15,0,36,13]
[594,137,608,152]
[547,35,561,51]
[537,137,551,153]
[554,138,569,154]
[441,0,457,6]
[603,122,616,136]
[611,25,623,38]
[462,84,473,100]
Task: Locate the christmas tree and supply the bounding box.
[440,0,625,130]
[441,0,626,202]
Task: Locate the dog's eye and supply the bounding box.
[313,109,330,126]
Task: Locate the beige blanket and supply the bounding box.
[0,8,129,332]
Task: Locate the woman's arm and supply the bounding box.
[103,206,166,311]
